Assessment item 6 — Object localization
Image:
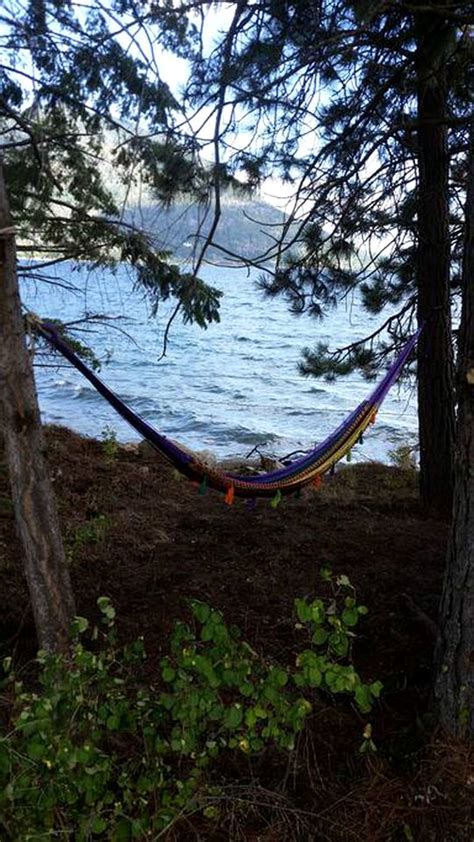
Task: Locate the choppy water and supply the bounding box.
[21,263,418,463]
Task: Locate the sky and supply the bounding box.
[151,4,297,211]
[0,0,313,213]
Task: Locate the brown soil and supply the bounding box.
[1,426,473,840]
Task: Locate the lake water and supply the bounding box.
[22,263,418,464]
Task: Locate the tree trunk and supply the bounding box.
[415,11,455,515]
[434,121,474,736]
[0,160,75,653]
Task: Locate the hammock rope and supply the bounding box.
[36,318,420,501]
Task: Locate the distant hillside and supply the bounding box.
[128,195,291,263]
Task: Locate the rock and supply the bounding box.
[120,442,140,454]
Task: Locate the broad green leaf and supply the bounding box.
[201,624,214,642]
[295,598,312,623]
[26,738,47,760]
[329,632,349,657]
[270,667,288,688]
[73,616,89,634]
[342,608,359,627]
[192,602,210,624]
[355,685,373,713]
[112,818,132,841]
[310,600,325,624]
[308,666,322,686]
[225,705,243,729]
[312,628,328,646]
[370,681,383,698]
[91,817,108,833]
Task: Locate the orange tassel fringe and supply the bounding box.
[224,485,235,506]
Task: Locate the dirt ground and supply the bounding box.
[1,426,473,840]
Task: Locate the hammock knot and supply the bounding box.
[24,311,44,333]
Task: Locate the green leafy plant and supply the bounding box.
[66,514,109,563]
[293,569,383,713]
[101,425,119,460]
[388,443,418,470]
[0,575,381,838]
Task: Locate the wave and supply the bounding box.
[305,386,327,395]
[26,263,418,465]
[220,427,280,446]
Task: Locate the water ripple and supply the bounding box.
[24,263,418,463]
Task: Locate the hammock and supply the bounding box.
[37,319,419,502]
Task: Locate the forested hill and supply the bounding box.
[128,194,289,263]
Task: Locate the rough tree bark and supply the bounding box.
[434,121,474,736]
[415,9,455,515]
[0,160,75,653]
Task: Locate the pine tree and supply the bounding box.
[1,0,223,326]
[0,162,75,652]
[0,0,222,649]
[435,113,474,735]
[182,0,474,512]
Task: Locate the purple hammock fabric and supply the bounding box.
[38,321,420,489]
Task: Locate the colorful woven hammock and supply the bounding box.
[37,320,419,502]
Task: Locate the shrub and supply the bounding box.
[388,443,418,470]
[0,575,381,839]
[101,425,119,461]
[66,514,109,563]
